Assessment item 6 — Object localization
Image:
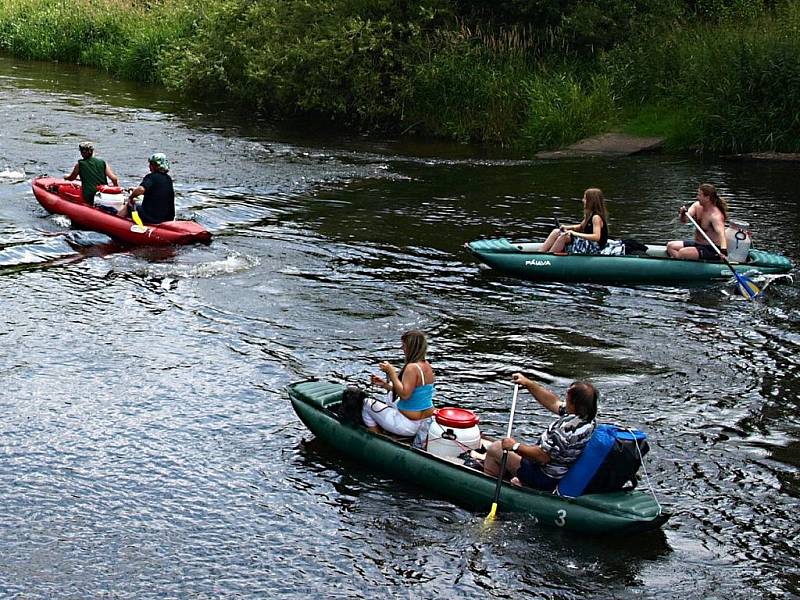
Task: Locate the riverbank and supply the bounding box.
[0,0,798,155]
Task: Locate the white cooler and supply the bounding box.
[725,221,752,263]
[426,407,481,458]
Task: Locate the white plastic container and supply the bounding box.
[95,191,126,211]
[425,407,481,458]
[725,221,752,263]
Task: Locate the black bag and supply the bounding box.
[623,238,649,256]
[583,433,649,493]
[338,386,366,425]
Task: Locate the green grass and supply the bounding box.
[0,0,198,82]
[605,1,800,152]
[1,0,797,153]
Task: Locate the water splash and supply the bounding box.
[142,252,259,279]
[0,167,26,181]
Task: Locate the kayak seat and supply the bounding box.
[57,183,83,202]
[644,245,669,258]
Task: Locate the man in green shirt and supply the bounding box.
[65,141,119,204]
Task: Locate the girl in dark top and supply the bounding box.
[540,188,609,255]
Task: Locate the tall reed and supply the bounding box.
[606,2,800,152]
[0,0,197,82]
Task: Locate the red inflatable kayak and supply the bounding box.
[31,177,211,246]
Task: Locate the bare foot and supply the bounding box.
[510,476,522,487]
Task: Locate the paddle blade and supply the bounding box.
[735,274,761,300]
[484,502,498,525]
[132,209,144,228]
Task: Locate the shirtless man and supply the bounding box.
[666,183,728,260]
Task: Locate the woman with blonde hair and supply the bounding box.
[363,330,435,436]
[540,188,609,255]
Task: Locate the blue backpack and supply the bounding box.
[557,424,649,497]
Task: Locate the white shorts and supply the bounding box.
[362,394,424,437]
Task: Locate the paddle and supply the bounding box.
[484,383,520,525]
[126,193,147,233]
[684,212,760,300]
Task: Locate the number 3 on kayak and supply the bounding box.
[555,509,567,527]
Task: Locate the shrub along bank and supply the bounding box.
[0,0,797,153]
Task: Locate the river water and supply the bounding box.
[0,56,798,599]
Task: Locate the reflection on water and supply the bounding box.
[0,55,798,598]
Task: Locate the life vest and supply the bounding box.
[556,424,649,497]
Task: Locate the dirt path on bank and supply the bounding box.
[535,133,664,159]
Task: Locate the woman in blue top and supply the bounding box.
[363,330,435,436]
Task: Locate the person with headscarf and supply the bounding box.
[65,141,119,205]
[117,153,175,224]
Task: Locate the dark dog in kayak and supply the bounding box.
[339,386,366,425]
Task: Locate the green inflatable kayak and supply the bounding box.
[288,380,669,535]
[466,238,792,285]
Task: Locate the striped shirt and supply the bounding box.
[537,413,596,479]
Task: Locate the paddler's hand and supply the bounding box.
[511,372,531,387]
[370,374,389,389]
[501,437,518,451]
[378,361,395,377]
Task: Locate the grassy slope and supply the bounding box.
[0,0,797,153]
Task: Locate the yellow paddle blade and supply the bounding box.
[131,209,144,227]
[484,502,498,525]
[737,278,760,300]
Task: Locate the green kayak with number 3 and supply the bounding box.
[288,380,669,535]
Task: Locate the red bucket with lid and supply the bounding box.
[434,407,480,428]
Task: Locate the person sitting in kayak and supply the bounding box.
[484,373,597,491]
[539,188,609,255]
[64,141,119,205]
[666,183,728,260]
[363,330,435,436]
[117,153,175,224]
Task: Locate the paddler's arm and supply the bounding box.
[370,374,392,391]
[105,163,119,187]
[711,214,728,254]
[379,361,416,400]
[117,185,145,218]
[64,163,80,181]
[501,437,551,464]
[128,185,145,201]
[679,201,700,224]
[511,373,561,415]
